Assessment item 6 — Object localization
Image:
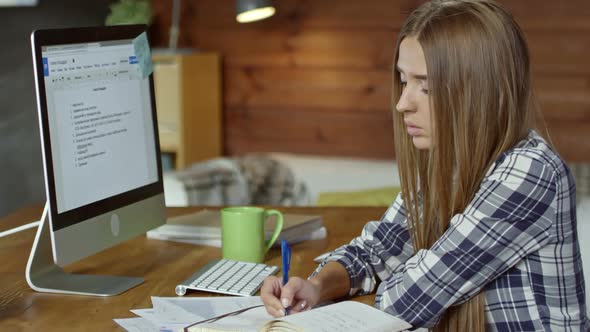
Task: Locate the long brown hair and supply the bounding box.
[392,1,540,330]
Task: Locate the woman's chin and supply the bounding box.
[412,136,431,150]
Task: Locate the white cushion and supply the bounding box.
[267,153,399,204]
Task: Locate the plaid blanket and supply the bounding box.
[175,154,311,206]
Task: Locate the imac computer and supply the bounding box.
[26,25,166,296]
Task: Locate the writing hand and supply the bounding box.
[260,276,321,317]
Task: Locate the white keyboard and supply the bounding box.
[175,259,279,296]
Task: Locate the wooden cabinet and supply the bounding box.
[152,53,222,169]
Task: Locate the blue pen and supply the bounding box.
[281,240,291,315]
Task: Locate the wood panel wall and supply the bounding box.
[150,0,590,162]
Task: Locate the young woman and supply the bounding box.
[260,0,588,330]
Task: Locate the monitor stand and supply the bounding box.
[25,203,144,296]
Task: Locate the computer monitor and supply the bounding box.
[26,25,166,296]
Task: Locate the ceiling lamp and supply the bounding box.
[236,0,276,23]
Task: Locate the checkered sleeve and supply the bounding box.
[310,192,416,296]
[374,152,556,328]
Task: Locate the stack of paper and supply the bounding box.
[147,210,326,247]
[114,296,270,332]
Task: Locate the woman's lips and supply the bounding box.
[406,125,422,136]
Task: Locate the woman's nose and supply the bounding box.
[396,87,414,113]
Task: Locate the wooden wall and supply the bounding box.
[150,0,590,162]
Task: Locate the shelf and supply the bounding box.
[152,53,222,169]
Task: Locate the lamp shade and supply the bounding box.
[236,0,275,23]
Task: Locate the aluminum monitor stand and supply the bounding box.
[25,203,143,296]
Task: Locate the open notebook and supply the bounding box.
[185,300,411,332]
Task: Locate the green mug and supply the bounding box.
[221,207,283,263]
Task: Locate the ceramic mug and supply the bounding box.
[221,206,283,263]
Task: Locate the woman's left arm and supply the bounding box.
[376,154,557,327]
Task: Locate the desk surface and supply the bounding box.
[0,205,386,331]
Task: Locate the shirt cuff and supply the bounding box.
[308,252,370,297]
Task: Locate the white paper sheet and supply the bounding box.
[115,296,270,332]
[113,317,161,332]
[152,296,264,321]
[130,308,189,331]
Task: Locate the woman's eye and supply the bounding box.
[421,88,429,94]
[400,81,407,88]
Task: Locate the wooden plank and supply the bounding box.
[535,76,589,90]
[225,67,392,112]
[503,1,590,31]
[193,28,397,70]
[545,123,590,163]
[542,96,590,159]
[536,75,590,118]
[216,48,394,70]
[185,28,590,73]
[539,98,590,117]
[223,66,589,111]
[224,106,395,159]
[526,31,590,75]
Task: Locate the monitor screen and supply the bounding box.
[31,25,165,270]
[42,39,158,214]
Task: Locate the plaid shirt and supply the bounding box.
[313,131,589,331]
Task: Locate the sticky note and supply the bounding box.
[132,31,153,79]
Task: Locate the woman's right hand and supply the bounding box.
[260,275,321,317]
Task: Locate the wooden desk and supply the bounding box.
[0,206,386,331]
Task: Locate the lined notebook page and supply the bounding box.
[187,306,269,332]
[263,301,411,332]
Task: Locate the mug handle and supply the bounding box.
[263,209,283,253]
